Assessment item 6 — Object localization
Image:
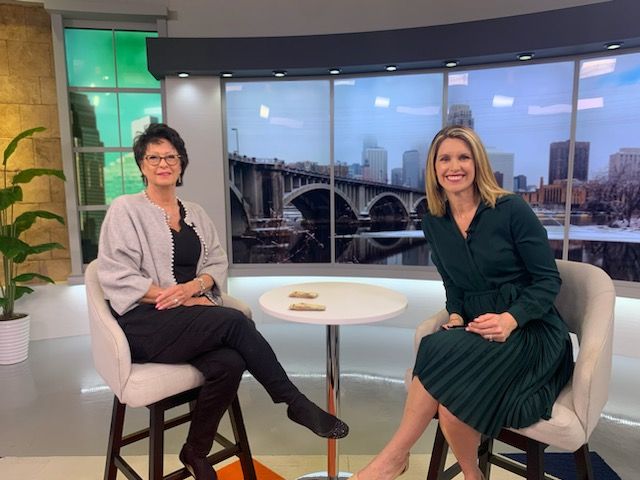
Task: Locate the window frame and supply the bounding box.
[51,16,165,282]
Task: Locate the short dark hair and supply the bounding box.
[133,123,189,186]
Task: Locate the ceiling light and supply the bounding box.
[517,53,534,61]
[605,42,623,50]
[177,72,189,78]
[220,72,233,78]
[444,60,458,68]
[329,68,341,75]
[273,70,287,77]
[385,65,397,72]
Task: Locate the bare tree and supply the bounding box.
[585,165,640,227]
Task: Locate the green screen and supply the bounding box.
[65,29,115,88]
[115,31,159,88]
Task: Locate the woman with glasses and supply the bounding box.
[97,123,348,480]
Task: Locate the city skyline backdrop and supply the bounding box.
[225,53,640,189]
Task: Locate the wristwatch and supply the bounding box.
[203,291,218,305]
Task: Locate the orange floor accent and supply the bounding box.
[217,458,285,480]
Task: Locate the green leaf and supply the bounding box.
[3,127,46,166]
[13,242,63,263]
[13,272,55,284]
[14,285,35,301]
[12,168,66,185]
[0,235,30,260]
[0,186,23,211]
[13,210,65,236]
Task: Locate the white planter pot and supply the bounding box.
[0,315,31,365]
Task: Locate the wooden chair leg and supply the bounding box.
[228,396,257,480]
[149,404,165,480]
[102,390,256,480]
[104,397,126,480]
[427,425,449,480]
[574,444,595,480]
[478,436,493,479]
[526,438,545,480]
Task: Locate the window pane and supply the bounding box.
[119,93,163,148]
[574,52,640,281]
[334,73,443,265]
[102,152,125,204]
[80,210,106,263]
[448,62,574,261]
[77,152,141,206]
[115,31,160,88]
[65,29,115,88]
[70,91,119,147]
[226,80,331,263]
[77,151,143,206]
[76,152,108,206]
[123,152,145,194]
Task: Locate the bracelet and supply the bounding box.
[196,276,206,296]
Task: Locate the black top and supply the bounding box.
[171,203,201,283]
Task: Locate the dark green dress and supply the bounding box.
[414,194,574,437]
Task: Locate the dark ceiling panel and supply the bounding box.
[147,0,640,79]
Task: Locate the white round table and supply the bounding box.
[259,282,408,480]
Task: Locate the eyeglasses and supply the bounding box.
[144,154,181,166]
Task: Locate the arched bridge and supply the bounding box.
[228,154,427,229]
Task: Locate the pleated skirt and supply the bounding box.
[413,318,574,437]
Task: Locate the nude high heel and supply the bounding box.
[350,453,409,480]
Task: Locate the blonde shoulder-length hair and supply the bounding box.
[425,125,510,217]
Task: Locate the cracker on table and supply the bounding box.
[289,290,319,299]
[288,302,326,311]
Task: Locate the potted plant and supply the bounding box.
[0,127,66,364]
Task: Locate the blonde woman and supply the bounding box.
[353,126,573,480]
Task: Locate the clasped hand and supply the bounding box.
[155,283,212,310]
[466,312,518,343]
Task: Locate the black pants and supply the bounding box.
[119,304,300,456]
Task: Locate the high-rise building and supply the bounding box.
[494,171,504,188]
[513,174,528,191]
[361,135,378,163]
[363,147,388,183]
[609,148,640,180]
[402,149,421,188]
[418,166,426,191]
[69,92,106,264]
[391,167,403,186]
[487,149,514,191]
[69,92,105,206]
[447,104,474,129]
[548,140,590,184]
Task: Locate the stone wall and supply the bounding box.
[0,2,70,282]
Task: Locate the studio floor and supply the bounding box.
[1,323,638,479]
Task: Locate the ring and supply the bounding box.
[173,298,178,304]
[488,334,493,342]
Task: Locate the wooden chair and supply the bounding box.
[411,260,615,480]
[85,260,258,480]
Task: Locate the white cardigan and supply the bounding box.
[97,192,228,315]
